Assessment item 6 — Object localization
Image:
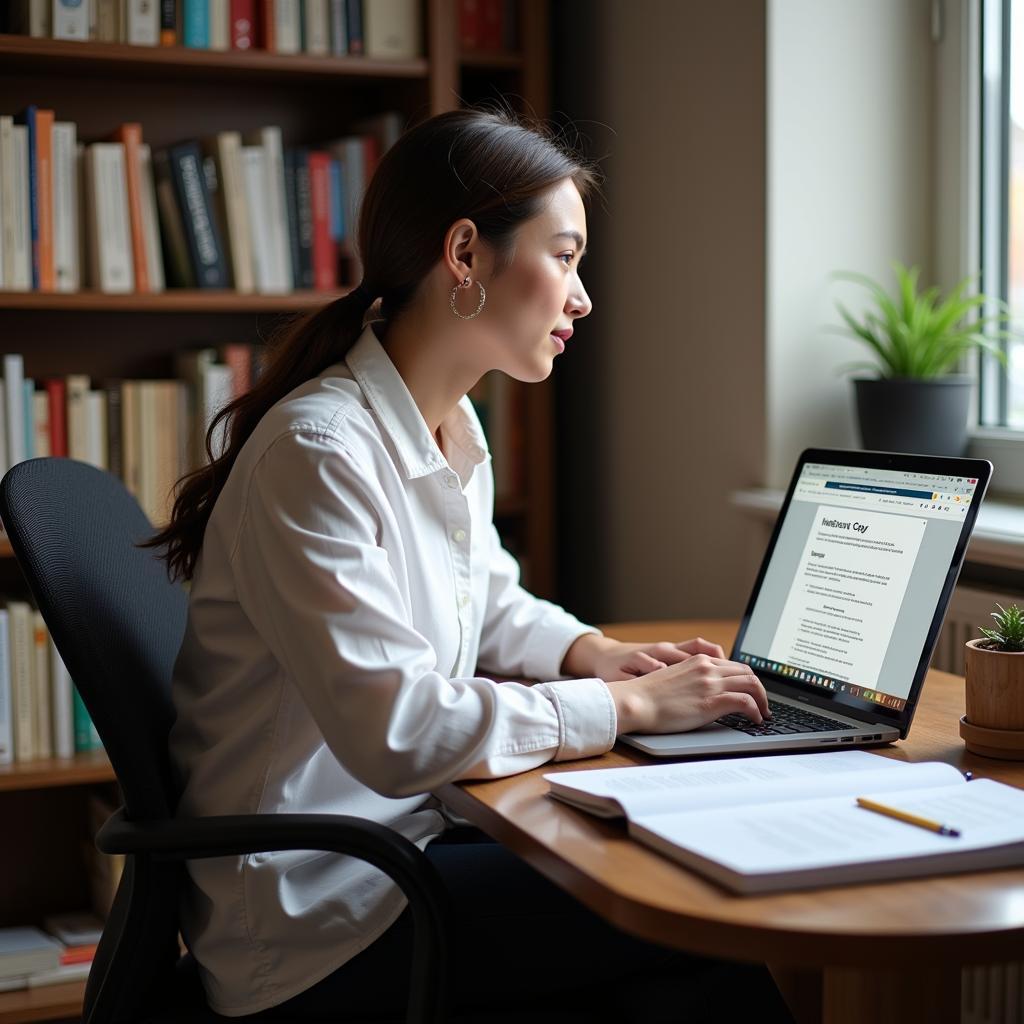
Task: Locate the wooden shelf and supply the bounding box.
[0,289,347,313]
[0,752,114,793]
[0,980,86,1024]
[459,50,524,70]
[0,34,429,84]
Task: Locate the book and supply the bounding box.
[244,126,292,291]
[183,0,210,46]
[283,148,313,289]
[274,0,300,52]
[230,0,255,48]
[0,928,60,981]
[3,354,26,468]
[160,0,177,43]
[52,0,90,40]
[8,125,31,292]
[51,121,79,292]
[30,610,51,760]
[0,610,11,765]
[328,0,346,54]
[17,106,55,292]
[49,634,73,760]
[545,750,1024,894]
[7,601,33,763]
[206,131,253,293]
[136,144,166,291]
[302,0,328,54]
[364,0,420,59]
[126,0,160,44]
[83,143,134,293]
[209,0,229,49]
[43,912,103,947]
[345,0,362,54]
[112,124,150,293]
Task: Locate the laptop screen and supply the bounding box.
[733,453,989,731]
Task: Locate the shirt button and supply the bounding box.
[452,528,467,543]
[445,476,459,489]
[459,594,470,608]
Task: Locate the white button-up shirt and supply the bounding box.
[169,322,617,1016]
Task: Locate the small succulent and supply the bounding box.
[978,603,1024,653]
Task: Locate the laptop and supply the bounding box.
[621,447,992,758]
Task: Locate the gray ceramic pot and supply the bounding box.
[853,376,973,456]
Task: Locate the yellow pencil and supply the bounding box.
[855,797,961,837]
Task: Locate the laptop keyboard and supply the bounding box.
[717,699,856,737]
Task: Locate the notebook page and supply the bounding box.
[545,750,947,818]
[634,779,1024,879]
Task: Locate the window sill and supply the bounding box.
[730,488,1024,570]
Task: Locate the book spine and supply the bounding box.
[0,611,11,765]
[345,0,362,54]
[52,0,90,39]
[121,380,140,501]
[95,0,120,41]
[152,147,195,288]
[303,0,327,53]
[85,144,134,294]
[32,391,49,458]
[459,0,479,50]
[0,116,15,290]
[275,0,299,52]
[259,0,274,49]
[126,0,160,43]
[85,390,108,470]
[22,378,34,459]
[105,380,124,479]
[8,603,33,762]
[160,0,178,43]
[328,0,346,54]
[219,342,252,397]
[283,149,303,290]
[209,0,229,48]
[49,635,74,760]
[213,132,253,293]
[3,354,26,468]
[239,146,273,293]
[137,144,166,291]
[480,0,501,50]
[18,107,39,290]
[45,378,68,456]
[72,686,101,752]
[364,0,420,59]
[51,121,79,293]
[31,108,55,292]
[328,156,342,247]
[65,373,90,462]
[307,151,335,291]
[31,610,51,760]
[183,0,210,46]
[230,0,255,48]
[295,149,314,289]
[9,126,31,291]
[116,123,150,292]
[169,141,229,288]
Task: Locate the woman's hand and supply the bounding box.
[561,634,727,682]
[605,655,769,735]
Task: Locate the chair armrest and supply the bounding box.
[96,808,450,1024]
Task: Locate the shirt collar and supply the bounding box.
[345,323,490,484]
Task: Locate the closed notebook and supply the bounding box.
[544,750,1024,894]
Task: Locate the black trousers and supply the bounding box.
[262,829,794,1023]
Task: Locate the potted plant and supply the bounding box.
[831,262,1009,455]
[960,602,1024,760]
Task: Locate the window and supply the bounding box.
[980,0,1024,426]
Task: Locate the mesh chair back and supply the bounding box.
[0,458,189,1022]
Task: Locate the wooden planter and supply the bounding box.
[959,639,1024,759]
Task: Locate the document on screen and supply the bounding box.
[767,505,926,687]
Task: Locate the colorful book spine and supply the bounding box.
[183,0,210,47]
[114,123,150,293]
[167,141,230,288]
[72,687,102,753]
[160,0,178,44]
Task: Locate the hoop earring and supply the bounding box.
[450,276,486,320]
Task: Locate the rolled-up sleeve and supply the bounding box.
[229,429,615,796]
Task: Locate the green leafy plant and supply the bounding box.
[831,262,1010,378]
[979,603,1024,653]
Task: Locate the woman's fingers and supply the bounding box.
[674,637,726,660]
[706,691,764,725]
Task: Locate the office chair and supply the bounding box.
[0,458,450,1024]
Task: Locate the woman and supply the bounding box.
[155,107,790,1021]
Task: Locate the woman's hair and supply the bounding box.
[147,105,601,581]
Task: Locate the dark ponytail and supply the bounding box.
[147,105,601,581]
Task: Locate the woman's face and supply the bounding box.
[472,178,592,382]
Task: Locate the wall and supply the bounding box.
[553,0,768,624]
[551,0,935,624]
[765,0,935,486]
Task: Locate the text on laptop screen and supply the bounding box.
[737,463,980,714]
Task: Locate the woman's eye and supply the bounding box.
[559,253,574,265]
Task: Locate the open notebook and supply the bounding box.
[544,750,1024,894]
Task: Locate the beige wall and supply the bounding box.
[555,0,768,622]
[553,0,935,624]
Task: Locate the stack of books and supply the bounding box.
[0,598,100,765]
[0,110,403,295]
[0,914,103,991]
[0,345,262,526]
[0,1,423,59]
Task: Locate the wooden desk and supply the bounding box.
[438,620,1024,1024]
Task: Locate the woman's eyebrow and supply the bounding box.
[552,230,587,257]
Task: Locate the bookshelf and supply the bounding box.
[0,1,554,1019]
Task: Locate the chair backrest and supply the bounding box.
[0,457,189,1022]
[0,457,187,818]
